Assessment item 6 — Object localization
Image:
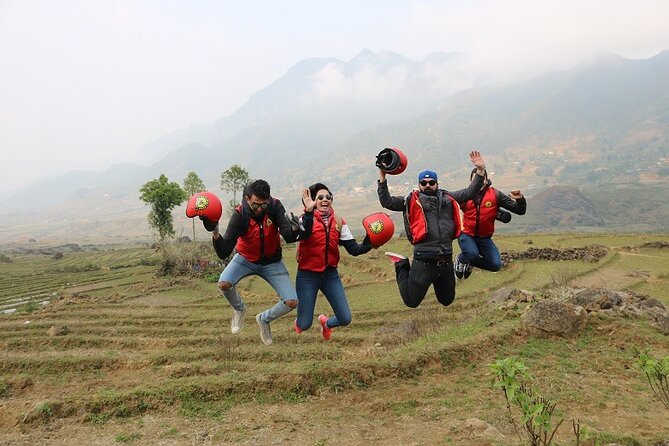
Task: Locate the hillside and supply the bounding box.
[0,50,668,242]
[0,234,668,445]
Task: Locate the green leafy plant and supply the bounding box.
[220,164,250,212]
[115,432,142,443]
[139,174,188,241]
[183,171,207,241]
[634,348,669,409]
[489,357,564,446]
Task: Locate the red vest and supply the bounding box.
[462,187,498,237]
[235,208,281,262]
[405,190,462,244]
[297,211,342,272]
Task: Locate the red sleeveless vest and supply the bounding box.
[297,211,342,272]
[235,207,281,262]
[462,187,498,237]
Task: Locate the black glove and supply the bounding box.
[199,216,219,232]
[285,212,304,232]
[496,209,512,224]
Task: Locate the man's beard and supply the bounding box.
[421,188,438,196]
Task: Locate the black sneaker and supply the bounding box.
[463,264,474,279]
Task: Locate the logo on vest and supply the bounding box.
[484,200,493,208]
[194,195,210,210]
[368,220,384,234]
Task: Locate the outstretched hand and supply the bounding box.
[469,150,486,169]
[199,216,219,233]
[302,188,316,212]
[285,212,303,233]
[509,189,523,199]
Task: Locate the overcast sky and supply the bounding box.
[1,0,668,192]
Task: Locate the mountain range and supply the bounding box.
[1,49,668,243]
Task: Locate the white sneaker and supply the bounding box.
[230,307,247,334]
[255,313,273,345]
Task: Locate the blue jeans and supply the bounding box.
[218,253,297,323]
[295,267,351,330]
[457,233,502,272]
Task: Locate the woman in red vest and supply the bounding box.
[294,183,373,340]
[455,169,526,279]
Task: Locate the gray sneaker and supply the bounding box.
[454,254,467,279]
[230,306,247,334]
[255,313,273,345]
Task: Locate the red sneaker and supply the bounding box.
[384,251,407,264]
[318,314,332,340]
[293,319,302,334]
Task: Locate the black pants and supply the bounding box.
[394,257,455,308]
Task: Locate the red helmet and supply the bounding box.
[185,191,222,224]
[375,147,408,175]
[362,212,395,247]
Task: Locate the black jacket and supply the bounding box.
[213,198,299,264]
[377,173,485,258]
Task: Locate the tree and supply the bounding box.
[139,174,188,241]
[183,172,207,241]
[220,164,250,210]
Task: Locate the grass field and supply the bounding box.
[0,233,668,445]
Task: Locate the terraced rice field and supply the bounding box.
[0,234,668,445]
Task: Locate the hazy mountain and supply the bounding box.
[138,49,476,161]
[1,49,668,241]
[330,50,669,178]
[0,163,146,214]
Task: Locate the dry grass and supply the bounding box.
[0,234,668,445]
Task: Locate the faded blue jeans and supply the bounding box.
[295,267,351,330]
[218,253,297,323]
[457,233,502,272]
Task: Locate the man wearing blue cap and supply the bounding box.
[377,151,487,308]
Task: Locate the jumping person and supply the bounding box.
[455,169,526,279]
[294,183,373,340]
[378,151,487,308]
[208,179,302,345]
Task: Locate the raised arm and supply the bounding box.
[377,169,407,211]
[447,151,487,204]
[273,199,301,243]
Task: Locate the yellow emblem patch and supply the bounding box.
[368,220,384,234]
[484,200,493,208]
[195,195,210,210]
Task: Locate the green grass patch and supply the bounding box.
[114,432,142,443]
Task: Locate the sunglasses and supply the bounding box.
[249,201,269,211]
[420,180,437,187]
[316,194,333,201]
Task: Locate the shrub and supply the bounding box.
[489,357,564,446]
[634,348,669,409]
[155,242,213,277]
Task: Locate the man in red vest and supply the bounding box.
[378,151,487,308]
[455,169,526,279]
[209,179,301,345]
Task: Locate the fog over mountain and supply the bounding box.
[138,50,480,160]
[1,49,668,242]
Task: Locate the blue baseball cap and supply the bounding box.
[418,170,438,182]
